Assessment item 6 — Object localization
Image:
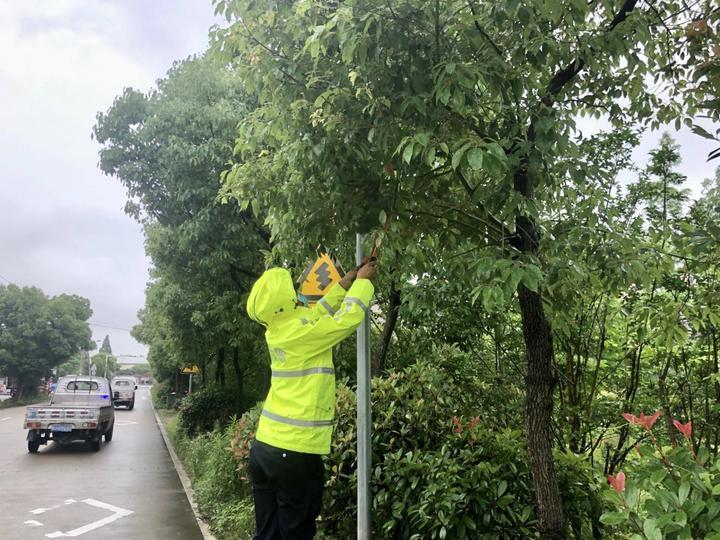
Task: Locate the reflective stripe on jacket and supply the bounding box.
[246,268,374,454]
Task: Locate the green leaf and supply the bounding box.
[712,484,720,496]
[674,510,687,528]
[517,6,530,25]
[498,480,508,497]
[678,480,690,505]
[643,519,662,540]
[467,148,484,170]
[650,469,667,484]
[379,210,387,225]
[402,142,414,164]
[599,511,628,526]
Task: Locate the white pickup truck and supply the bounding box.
[111,376,137,409]
[24,376,115,453]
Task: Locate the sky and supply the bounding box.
[0,1,718,363]
[0,0,220,360]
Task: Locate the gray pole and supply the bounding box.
[356,233,372,540]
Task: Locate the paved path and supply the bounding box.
[0,386,204,539]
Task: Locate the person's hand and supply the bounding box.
[339,267,358,290]
[357,259,378,281]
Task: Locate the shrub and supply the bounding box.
[601,412,720,539]
[178,386,240,436]
[323,365,598,539]
[168,413,255,540]
[230,357,599,539]
[152,381,179,410]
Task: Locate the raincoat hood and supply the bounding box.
[247,268,297,326]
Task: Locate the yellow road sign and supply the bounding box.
[298,254,341,303]
[181,365,200,374]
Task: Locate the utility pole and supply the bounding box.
[356,234,371,540]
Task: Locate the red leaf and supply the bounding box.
[608,471,626,493]
[640,411,662,430]
[673,419,692,440]
[384,163,394,176]
[622,413,639,425]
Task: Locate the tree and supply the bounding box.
[94,54,270,409]
[99,335,113,355]
[0,285,93,398]
[214,0,717,535]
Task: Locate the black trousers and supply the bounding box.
[248,440,324,540]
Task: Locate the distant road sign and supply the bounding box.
[181,365,199,374]
[298,254,341,303]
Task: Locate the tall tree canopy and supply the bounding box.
[94,54,270,406]
[0,285,93,398]
[213,0,718,535]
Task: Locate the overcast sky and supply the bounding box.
[0,0,219,359]
[0,1,718,362]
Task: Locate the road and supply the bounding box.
[0,386,204,540]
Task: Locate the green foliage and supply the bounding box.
[94,53,269,399]
[178,386,240,436]
[601,425,720,539]
[152,381,179,410]
[0,284,93,398]
[231,359,598,538]
[167,414,254,540]
[117,363,153,377]
[99,334,113,354]
[91,353,118,378]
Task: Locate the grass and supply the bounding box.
[155,404,255,539]
[0,394,47,409]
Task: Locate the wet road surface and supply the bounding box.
[0,386,203,539]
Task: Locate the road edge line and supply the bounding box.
[151,403,218,540]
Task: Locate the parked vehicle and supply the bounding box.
[24,376,115,453]
[111,376,137,409]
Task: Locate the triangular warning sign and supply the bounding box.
[298,254,341,302]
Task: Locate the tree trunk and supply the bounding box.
[231,346,244,408]
[518,285,566,539]
[372,282,401,376]
[658,356,678,447]
[216,347,226,387]
[512,135,565,536]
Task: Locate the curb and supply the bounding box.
[152,403,218,540]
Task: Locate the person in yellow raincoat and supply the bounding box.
[246,259,377,540]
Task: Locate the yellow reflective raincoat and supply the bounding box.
[247,268,374,454]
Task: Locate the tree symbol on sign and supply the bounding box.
[314,262,332,290]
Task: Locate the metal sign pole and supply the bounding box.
[356,233,372,540]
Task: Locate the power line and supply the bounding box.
[88,321,134,332]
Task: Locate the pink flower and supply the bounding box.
[673,419,692,440]
[608,472,626,493]
[623,411,662,430]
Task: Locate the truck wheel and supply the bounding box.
[104,427,113,442]
[28,440,40,453]
[90,439,101,452]
[128,401,134,410]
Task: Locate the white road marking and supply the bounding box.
[31,505,58,515]
[31,500,76,516]
[0,417,10,422]
[44,498,133,538]
[25,520,43,527]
